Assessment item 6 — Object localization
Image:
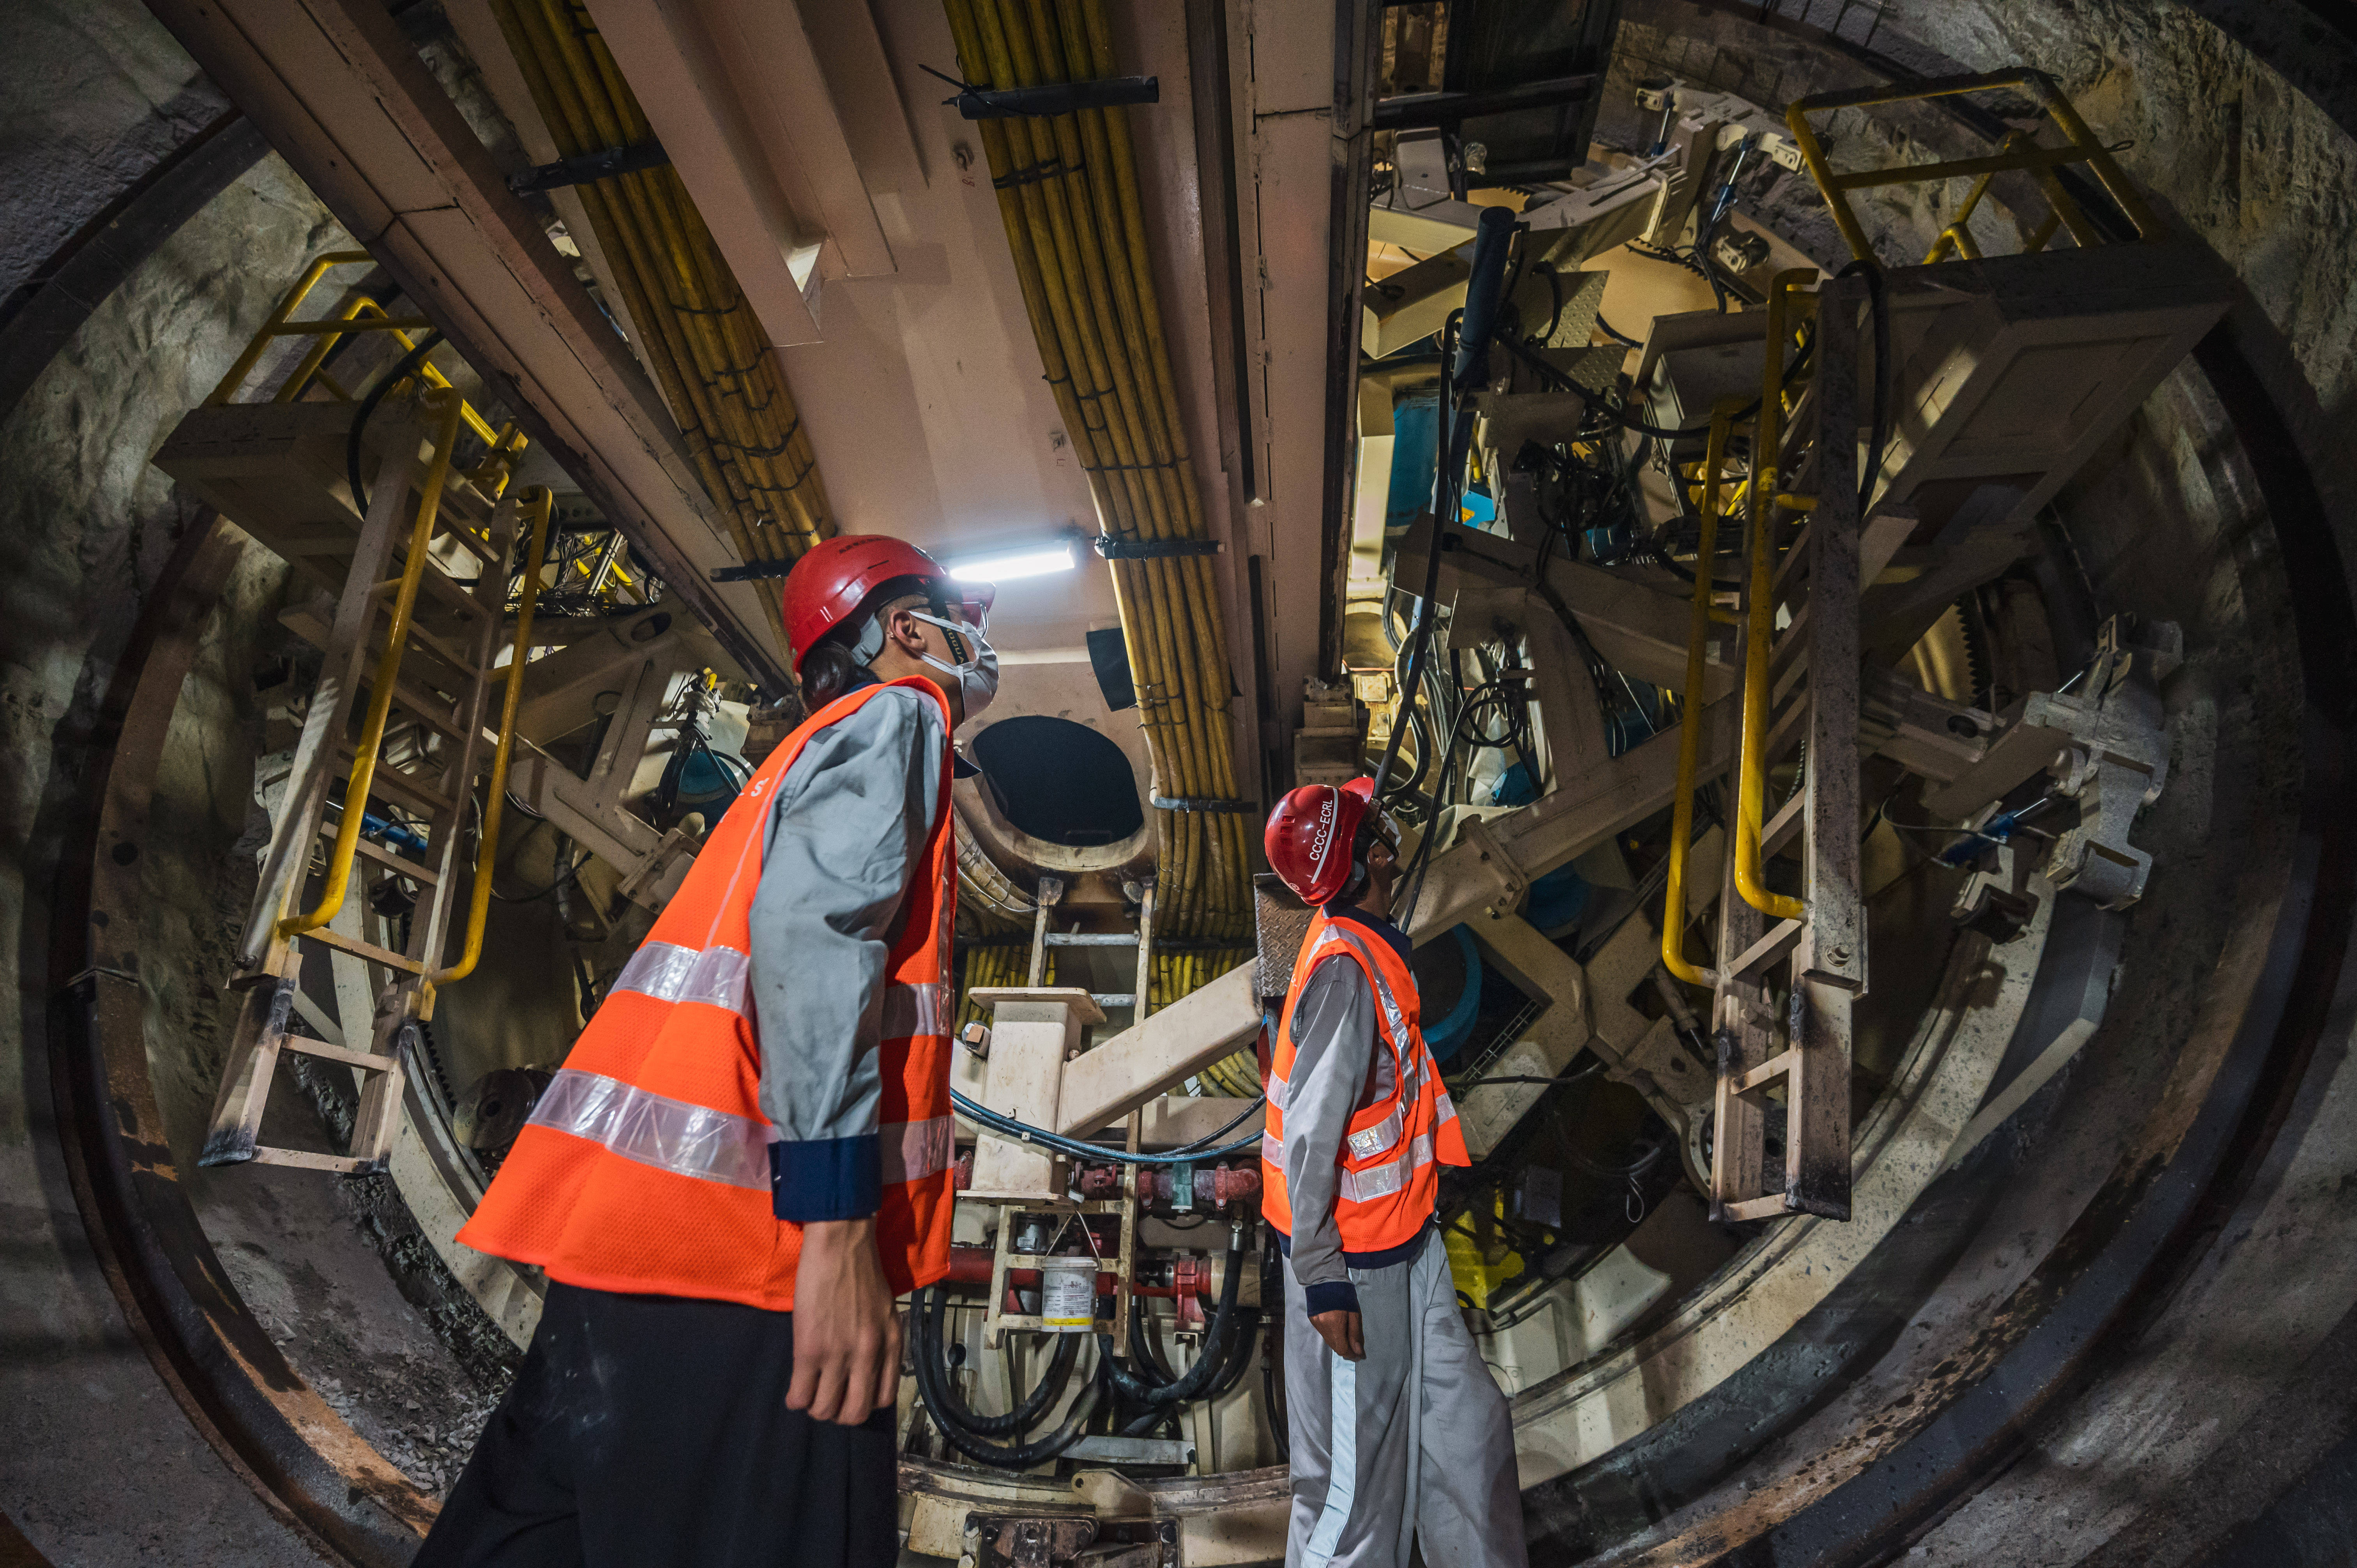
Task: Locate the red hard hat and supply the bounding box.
[1264,777,1378,906]
[779,535,993,674]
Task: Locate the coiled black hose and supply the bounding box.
[940,1314,1083,1437]
[1206,1307,1262,1401]
[1099,1225,1246,1429]
[911,1286,1099,1468]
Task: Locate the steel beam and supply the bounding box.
[141,0,790,688]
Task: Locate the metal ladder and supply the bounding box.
[200,385,553,1174]
[1025,875,1157,1022]
[1657,272,1866,1223]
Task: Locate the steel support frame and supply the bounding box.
[139,0,790,688]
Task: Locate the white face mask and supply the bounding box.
[908,609,999,722]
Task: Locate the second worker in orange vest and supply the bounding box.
[417,535,996,1568]
[1261,777,1525,1568]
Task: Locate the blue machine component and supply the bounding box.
[1492,764,1593,932]
[360,810,429,857]
[1584,517,1634,562]
[1420,925,1484,1063]
[1460,486,1499,531]
[1385,391,1441,540]
[674,746,741,805]
[1938,800,2049,867]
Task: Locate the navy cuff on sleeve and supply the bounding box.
[769,1134,880,1223]
[1302,1280,1360,1318]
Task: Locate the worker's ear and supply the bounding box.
[881,603,930,657]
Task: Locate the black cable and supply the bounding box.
[1099,1227,1246,1425]
[1839,258,1893,515]
[940,1317,1084,1437]
[949,1089,1262,1167]
[1207,1307,1262,1401]
[1168,1095,1267,1155]
[1128,1297,1181,1382]
[1373,311,1463,803]
[1562,1135,1670,1182]
[911,1289,1101,1468]
[345,329,444,517]
[491,840,590,904]
[1595,310,1643,349]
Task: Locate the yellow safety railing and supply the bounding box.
[424,485,556,1012]
[1732,272,1816,924]
[210,251,501,449]
[1785,69,2166,266]
[1663,397,1756,987]
[1920,131,2069,265]
[279,387,469,940]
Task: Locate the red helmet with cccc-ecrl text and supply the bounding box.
[1264,777,1384,907]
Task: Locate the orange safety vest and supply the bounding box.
[457,677,958,1310]
[1260,908,1469,1251]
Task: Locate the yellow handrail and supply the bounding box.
[208,251,376,404]
[1785,69,2165,265]
[425,486,555,1007]
[1732,273,1815,924]
[1662,396,1754,987]
[279,387,469,939]
[212,257,504,449]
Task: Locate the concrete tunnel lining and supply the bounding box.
[8,0,2357,1564]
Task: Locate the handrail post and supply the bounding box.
[423,486,556,1008]
[1733,273,1814,924]
[1663,398,1751,987]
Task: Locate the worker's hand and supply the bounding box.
[1311,1308,1365,1362]
[788,1217,902,1425]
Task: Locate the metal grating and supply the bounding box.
[1253,874,1316,1000]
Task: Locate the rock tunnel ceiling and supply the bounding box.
[5,1,2357,1566]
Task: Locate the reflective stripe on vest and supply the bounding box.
[528,1068,960,1192]
[1259,908,1466,1252]
[456,676,959,1311]
[1259,1126,1438,1205]
[610,939,949,1040]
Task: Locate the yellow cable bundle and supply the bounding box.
[489,0,834,655]
[941,0,1251,965]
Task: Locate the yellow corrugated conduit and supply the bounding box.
[491,0,834,655]
[941,0,1252,968]
[958,944,1056,1033]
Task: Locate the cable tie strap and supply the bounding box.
[992,157,1083,190]
[711,558,796,583]
[1081,452,1184,475]
[918,62,1161,123]
[1151,795,1259,814]
[508,137,670,195]
[1094,533,1222,560]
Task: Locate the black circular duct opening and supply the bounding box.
[971,715,1145,848]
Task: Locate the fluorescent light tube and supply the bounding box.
[945,542,1076,582]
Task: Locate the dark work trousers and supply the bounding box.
[414,1282,898,1568]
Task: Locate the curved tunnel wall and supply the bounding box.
[3,1,2357,1565]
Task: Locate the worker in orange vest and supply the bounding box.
[417,535,997,1568]
[1260,778,1524,1568]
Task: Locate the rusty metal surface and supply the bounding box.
[42,514,435,1566]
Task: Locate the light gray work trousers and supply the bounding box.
[1281,1228,1526,1568]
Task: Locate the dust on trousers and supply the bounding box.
[413,1282,898,1568]
[1281,1228,1525,1568]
